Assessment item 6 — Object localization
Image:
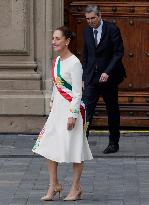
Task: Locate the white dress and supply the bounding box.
[32,55,93,163]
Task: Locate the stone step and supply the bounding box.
[0,94,45,115]
[0,90,42,95]
[0,116,46,133]
[0,73,41,90]
[92,116,149,128]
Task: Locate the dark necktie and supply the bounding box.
[94,29,98,47]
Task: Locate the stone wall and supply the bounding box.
[0,0,63,133]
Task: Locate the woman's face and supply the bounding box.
[52,30,69,53]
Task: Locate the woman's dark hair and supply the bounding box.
[56,26,75,40]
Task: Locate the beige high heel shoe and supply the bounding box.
[63,186,83,201]
[41,184,62,201]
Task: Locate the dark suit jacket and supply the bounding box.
[82,20,126,85]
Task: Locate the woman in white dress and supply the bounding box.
[32,26,93,201]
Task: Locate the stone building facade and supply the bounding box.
[0,0,63,133]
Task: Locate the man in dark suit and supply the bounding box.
[83,5,126,154]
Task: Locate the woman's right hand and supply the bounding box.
[67,117,76,130]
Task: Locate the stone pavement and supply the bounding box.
[0,131,149,205]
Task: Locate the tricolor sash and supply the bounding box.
[52,56,85,125]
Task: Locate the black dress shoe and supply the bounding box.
[103,144,119,154]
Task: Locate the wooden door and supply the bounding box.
[64,0,149,128]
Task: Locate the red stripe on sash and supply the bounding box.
[56,86,72,102]
[80,105,85,124]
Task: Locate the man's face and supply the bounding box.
[85,12,101,28]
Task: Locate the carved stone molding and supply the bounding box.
[0,62,37,72]
[0,0,30,55]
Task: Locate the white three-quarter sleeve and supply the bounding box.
[68,61,83,118]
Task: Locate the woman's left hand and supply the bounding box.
[67,117,76,130]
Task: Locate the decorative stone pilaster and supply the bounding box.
[44,0,64,114]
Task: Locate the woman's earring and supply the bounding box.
[65,44,68,46]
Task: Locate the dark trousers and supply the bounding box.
[83,77,120,145]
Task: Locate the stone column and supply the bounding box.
[34,0,64,114]
[44,0,64,114]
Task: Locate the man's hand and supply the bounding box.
[99,73,109,83]
[67,117,76,130]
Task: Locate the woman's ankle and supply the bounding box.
[49,181,59,186]
[70,183,81,192]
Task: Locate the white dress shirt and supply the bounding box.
[93,19,103,45]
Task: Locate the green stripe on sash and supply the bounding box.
[57,57,72,91]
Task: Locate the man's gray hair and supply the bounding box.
[85,5,101,16]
